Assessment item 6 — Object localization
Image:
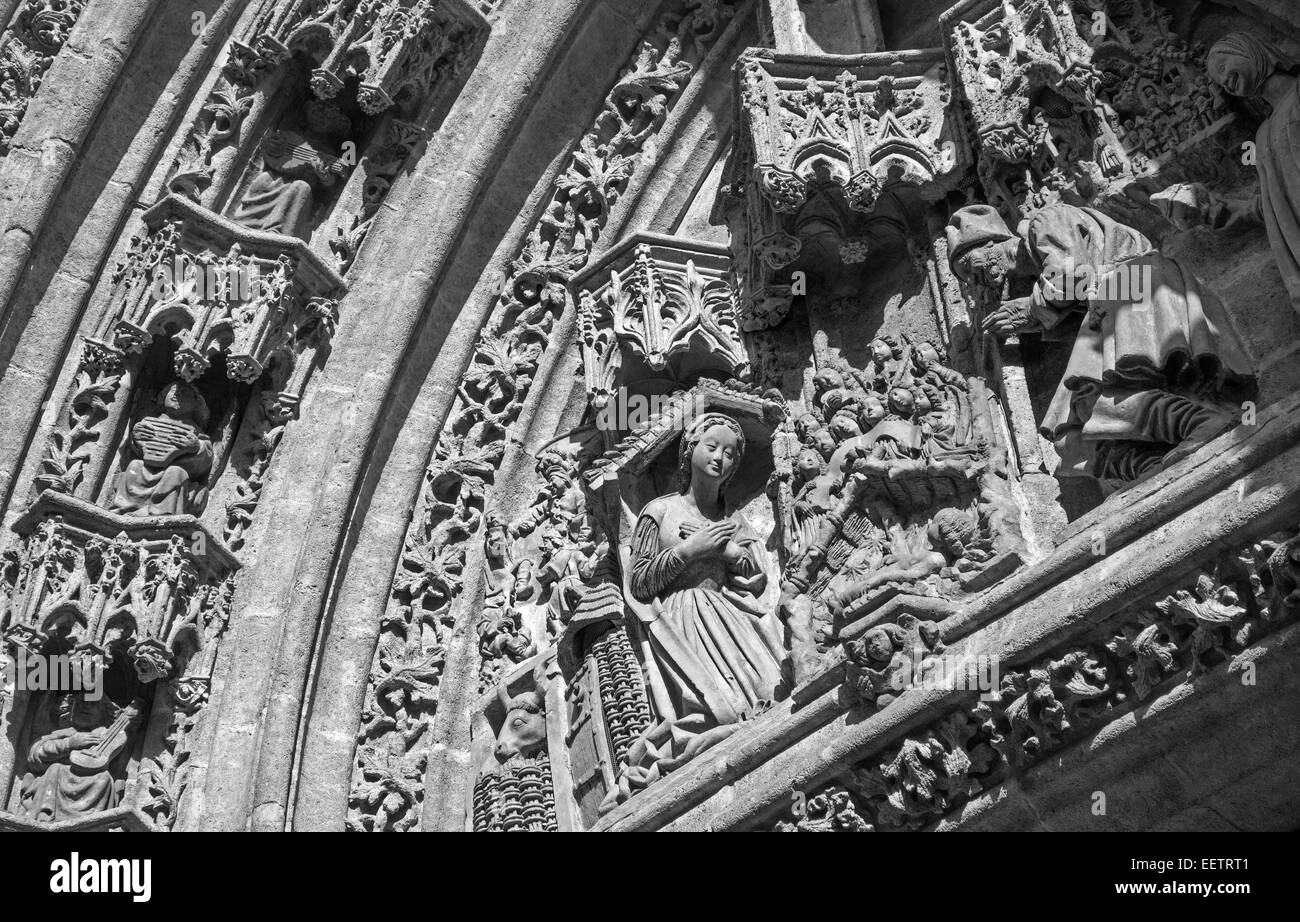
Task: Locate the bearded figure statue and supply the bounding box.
[947,204,1256,486]
[1205,32,1300,319]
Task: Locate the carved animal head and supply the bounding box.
[494,690,548,763]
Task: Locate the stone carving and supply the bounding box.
[774,786,875,832]
[1205,33,1300,317]
[223,393,298,552]
[329,118,424,273]
[84,196,345,386]
[0,0,87,156]
[947,202,1256,484]
[232,126,350,240]
[351,0,740,830]
[34,360,122,497]
[472,683,558,832]
[16,689,145,823]
[110,383,214,518]
[577,235,749,413]
[769,530,1300,831]
[843,614,945,709]
[168,85,257,203]
[615,413,784,795]
[716,48,965,329]
[943,0,1233,224]
[0,492,238,826]
[768,332,1021,679]
[242,0,487,118]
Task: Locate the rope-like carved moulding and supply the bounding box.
[713,47,968,330]
[233,0,489,116]
[0,492,239,830]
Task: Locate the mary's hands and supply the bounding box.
[678,520,737,562]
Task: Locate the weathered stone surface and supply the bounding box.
[0,0,1297,834]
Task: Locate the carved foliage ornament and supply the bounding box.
[349,0,740,831]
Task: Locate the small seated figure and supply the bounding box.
[537,485,609,627]
[111,382,214,517]
[232,128,347,240]
[18,692,143,824]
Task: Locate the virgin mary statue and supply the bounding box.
[614,413,785,799]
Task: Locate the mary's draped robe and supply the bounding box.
[620,495,785,788]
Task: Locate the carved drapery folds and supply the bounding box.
[0,0,87,156]
[714,48,967,329]
[6,115,349,826]
[942,0,1236,224]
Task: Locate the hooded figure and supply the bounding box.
[948,203,1256,484]
[1207,32,1300,317]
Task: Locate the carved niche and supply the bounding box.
[577,233,751,426]
[5,128,346,829]
[0,493,236,830]
[168,0,487,268]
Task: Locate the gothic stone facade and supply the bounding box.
[0,0,1297,832]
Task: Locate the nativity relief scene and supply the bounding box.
[1,0,1298,834]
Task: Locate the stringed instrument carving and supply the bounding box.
[261,130,349,186]
[69,705,138,774]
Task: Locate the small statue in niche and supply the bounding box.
[17,691,144,823]
[111,382,214,517]
[947,203,1257,485]
[537,484,609,629]
[618,413,785,794]
[1206,33,1300,318]
[232,101,351,241]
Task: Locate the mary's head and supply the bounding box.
[1208,32,1291,98]
[677,413,746,502]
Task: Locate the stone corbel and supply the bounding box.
[714,47,966,330]
[83,194,346,386]
[244,0,490,118]
[571,232,751,420]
